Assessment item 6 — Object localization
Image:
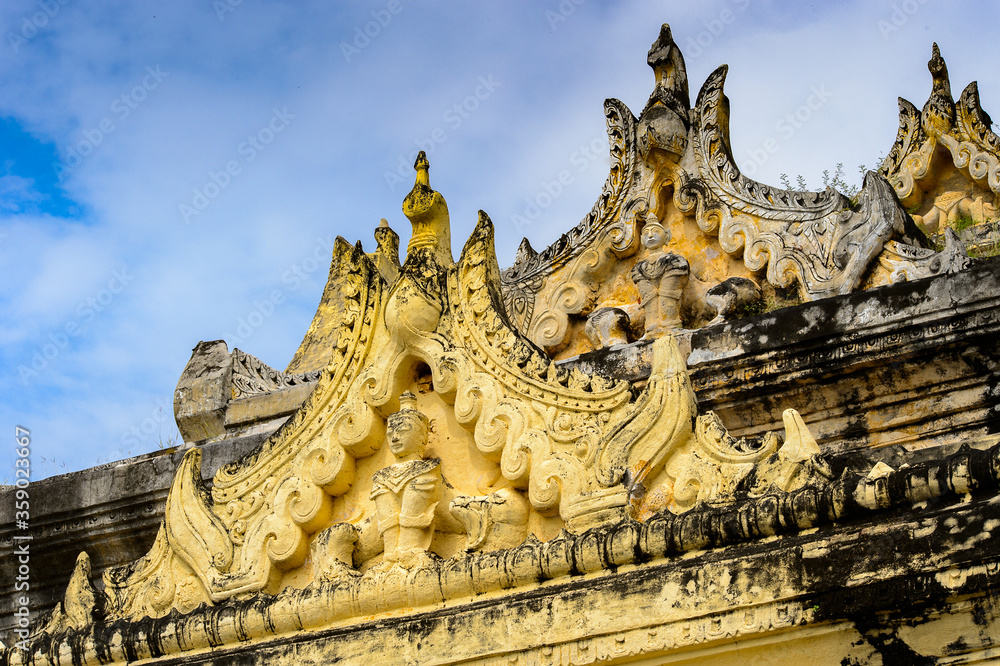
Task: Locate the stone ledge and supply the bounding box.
[14,469,1000,664]
[687,258,1000,391]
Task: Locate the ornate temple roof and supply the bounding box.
[5,23,1000,666]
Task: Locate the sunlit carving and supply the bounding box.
[369,392,442,567]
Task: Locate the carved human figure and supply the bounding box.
[630,218,690,337]
[370,392,442,567]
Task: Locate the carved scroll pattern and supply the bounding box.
[102,527,192,621]
[882,65,1000,205]
[879,97,926,202]
[453,213,703,528]
[453,214,621,524]
[950,81,1000,193]
[500,98,639,334]
[105,242,382,616]
[459,215,631,413]
[677,65,902,299]
[873,227,971,284]
[231,348,321,400]
[524,195,652,350]
[194,242,381,598]
[683,69,847,225]
[165,449,233,586]
[956,82,1000,152]
[213,239,380,501]
[60,439,1000,666]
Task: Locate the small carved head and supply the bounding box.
[640,218,669,251]
[387,391,429,458]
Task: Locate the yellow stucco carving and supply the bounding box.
[499,28,974,361]
[882,44,1000,252]
[67,152,828,632]
[38,553,97,636]
[17,23,1000,666]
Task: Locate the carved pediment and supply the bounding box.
[881,43,1000,254]
[20,22,1000,666]
[80,153,831,631]
[495,26,971,362]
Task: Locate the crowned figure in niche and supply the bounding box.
[631,214,690,337]
[370,391,442,567]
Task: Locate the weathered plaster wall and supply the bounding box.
[567,255,1000,455]
[14,474,1000,664]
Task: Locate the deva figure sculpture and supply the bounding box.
[631,215,690,337]
[370,392,442,567]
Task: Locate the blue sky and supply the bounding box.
[2,0,999,481]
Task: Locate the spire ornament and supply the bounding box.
[402,150,453,266]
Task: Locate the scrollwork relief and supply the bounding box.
[881,44,1000,248]
[231,348,321,400]
[500,98,640,343]
[25,25,1000,666]
[679,65,916,301]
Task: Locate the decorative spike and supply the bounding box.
[779,409,820,463]
[866,461,894,480]
[515,237,537,264]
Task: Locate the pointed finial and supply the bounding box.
[370,217,401,284]
[515,237,538,264]
[402,150,453,264]
[414,150,430,189]
[779,409,820,462]
[648,24,675,67]
[640,22,691,148]
[923,41,954,136]
[927,42,950,92]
